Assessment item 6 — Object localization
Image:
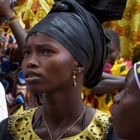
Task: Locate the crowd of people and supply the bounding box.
[0,0,140,140]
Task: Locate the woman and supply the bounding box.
[110,61,140,140]
[0,0,126,139]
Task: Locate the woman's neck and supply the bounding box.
[42,89,84,126]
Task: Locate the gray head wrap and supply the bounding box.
[28,0,126,88]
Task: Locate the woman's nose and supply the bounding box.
[26,55,39,68]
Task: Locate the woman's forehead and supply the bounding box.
[26,33,57,46]
[26,32,75,56]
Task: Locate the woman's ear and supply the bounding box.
[74,61,84,73]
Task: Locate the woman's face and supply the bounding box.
[107,42,120,65]
[110,68,140,139]
[22,33,76,94]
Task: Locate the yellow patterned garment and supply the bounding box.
[104,0,140,59]
[93,94,113,115]
[82,87,113,115]
[13,0,54,30]
[111,58,132,76]
[8,107,110,140]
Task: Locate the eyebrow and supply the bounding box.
[23,44,59,53]
[36,44,58,52]
[23,43,51,49]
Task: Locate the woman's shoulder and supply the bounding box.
[65,108,111,140]
[8,106,38,127]
[10,106,38,118]
[1,107,39,140]
[9,107,39,139]
[86,108,111,130]
[89,109,111,137]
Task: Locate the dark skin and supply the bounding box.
[110,68,140,140]
[107,42,120,66]
[93,72,125,96]
[0,0,33,111]
[22,33,95,140]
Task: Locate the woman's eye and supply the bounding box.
[23,49,31,57]
[40,49,52,56]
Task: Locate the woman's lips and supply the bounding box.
[25,76,41,82]
[25,71,42,83]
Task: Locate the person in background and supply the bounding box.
[0,0,126,139]
[0,0,26,62]
[93,29,125,114]
[0,31,27,114]
[0,0,54,57]
[83,29,125,114]
[104,0,140,63]
[110,61,140,140]
[0,0,54,109]
[103,29,121,73]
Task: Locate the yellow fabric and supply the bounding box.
[93,94,113,115]
[82,87,94,107]
[82,87,113,115]
[111,58,132,76]
[104,0,140,59]
[13,0,54,30]
[8,107,110,140]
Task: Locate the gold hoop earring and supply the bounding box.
[73,71,77,87]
